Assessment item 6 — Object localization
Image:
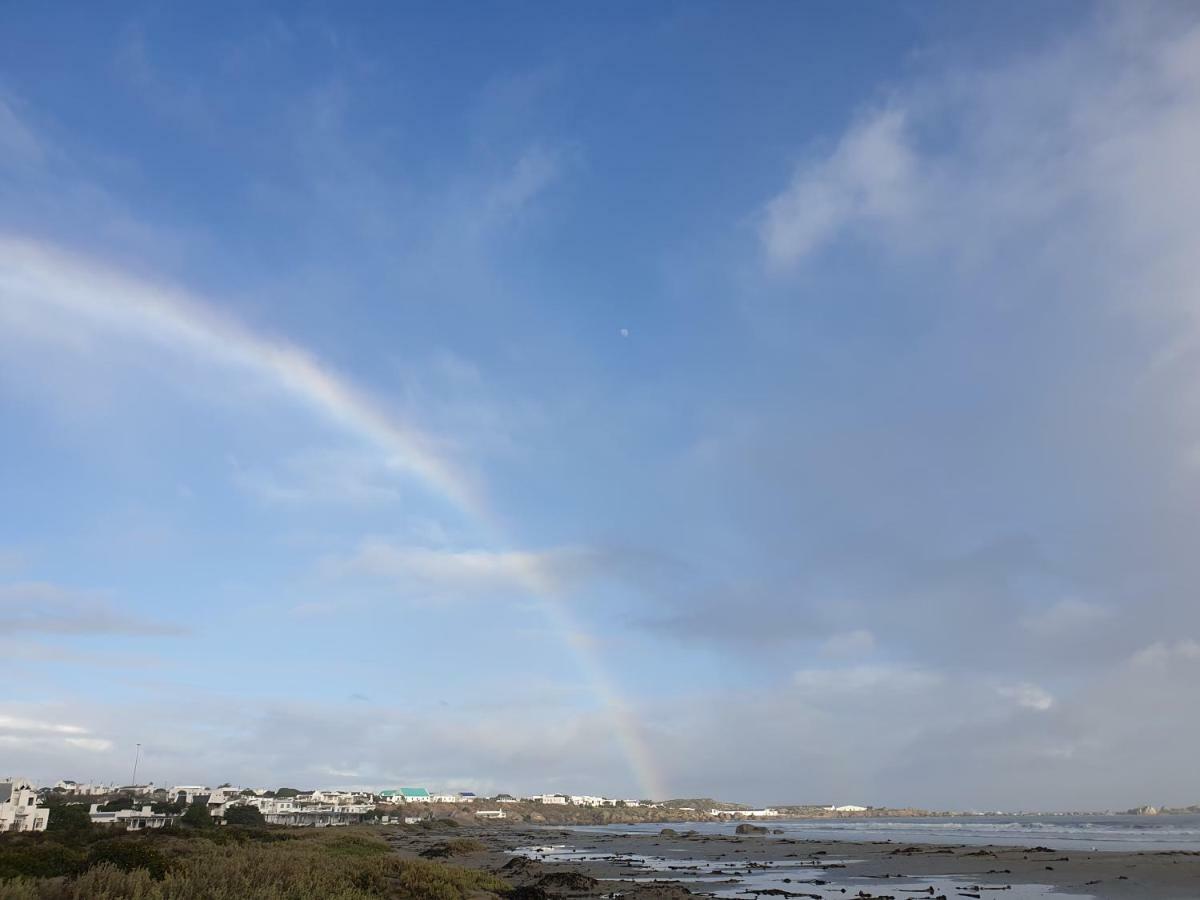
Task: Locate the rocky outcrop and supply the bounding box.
[735,823,769,835]
[536,872,600,892]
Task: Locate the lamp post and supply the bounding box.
[131,743,142,787]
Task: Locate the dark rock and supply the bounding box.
[507,887,550,900]
[536,872,600,892]
[501,857,545,876]
[735,824,769,835]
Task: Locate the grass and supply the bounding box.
[0,827,509,900]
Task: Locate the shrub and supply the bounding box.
[43,806,91,838]
[179,803,212,829]
[0,839,85,880]
[419,838,487,858]
[85,839,168,880]
[223,806,266,827]
[0,827,509,900]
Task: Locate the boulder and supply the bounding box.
[535,872,599,892]
[735,823,769,835]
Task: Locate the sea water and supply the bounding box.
[569,814,1200,852]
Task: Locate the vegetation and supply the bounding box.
[0,827,509,899]
[419,839,487,858]
[223,806,266,828]
[179,802,212,830]
[41,807,90,838]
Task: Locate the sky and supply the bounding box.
[3,1,1200,812]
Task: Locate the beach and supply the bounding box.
[385,823,1200,900]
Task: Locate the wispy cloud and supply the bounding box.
[332,540,606,598]
[761,108,914,268]
[0,237,484,517]
[0,582,188,636]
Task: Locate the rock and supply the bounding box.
[660,828,680,837]
[735,824,769,835]
[536,872,600,892]
[500,857,545,877]
[772,829,785,834]
[622,885,695,900]
[508,887,550,900]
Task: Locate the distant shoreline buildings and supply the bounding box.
[2,776,656,833]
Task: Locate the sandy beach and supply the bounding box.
[385,824,1200,900]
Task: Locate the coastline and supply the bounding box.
[385,823,1200,900]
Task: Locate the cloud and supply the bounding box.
[333,540,607,599]
[0,93,44,168]
[821,629,876,657]
[0,237,483,517]
[761,108,915,268]
[0,713,113,756]
[229,449,406,506]
[0,582,188,636]
[997,682,1055,712]
[1021,598,1112,638]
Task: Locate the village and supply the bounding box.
[4,776,793,833]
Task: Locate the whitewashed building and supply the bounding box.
[1,778,50,832]
[170,785,211,805]
[89,804,178,831]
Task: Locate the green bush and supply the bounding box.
[84,839,168,880]
[0,839,85,880]
[223,806,266,827]
[179,802,212,829]
[43,806,91,838]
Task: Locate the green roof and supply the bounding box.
[400,788,429,797]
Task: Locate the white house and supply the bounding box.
[530,794,568,805]
[170,785,211,805]
[89,804,178,831]
[245,795,371,827]
[569,795,609,807]
[474,809,505,819]
[710,807,779,818]
[1,778,50,832]
[429,794,459,803]
[824,804,868,812]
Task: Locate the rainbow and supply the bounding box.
[0,235,667,801]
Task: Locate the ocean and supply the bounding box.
[569,814,1200,852]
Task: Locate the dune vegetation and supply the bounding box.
[0,826,509,900]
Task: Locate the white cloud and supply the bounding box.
[229,449,406,506]
[0,715,88,735]
[1128,638,1200,668]
[793,664,940,696]
[0,581,188,636]
[0,238,482,517]
[761,108,915,268]
[997,682,1055,712]
[821,629,876,656]
[1021,598,1113,638]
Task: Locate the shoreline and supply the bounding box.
[385,823,1200,900]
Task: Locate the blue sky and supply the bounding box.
[4,2,1200,810]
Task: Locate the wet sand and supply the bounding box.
[385,825,1200,900]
